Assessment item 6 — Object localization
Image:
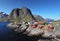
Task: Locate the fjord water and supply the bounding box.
[0,22,16,41]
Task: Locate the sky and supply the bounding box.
[0,0,60,19]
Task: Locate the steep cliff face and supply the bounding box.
[10,7,36,22]
[10,8,20,19]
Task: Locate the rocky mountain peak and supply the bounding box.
[9,7,36,22]
[9,7,46,22]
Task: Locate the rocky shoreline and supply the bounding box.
[7,22,60,41]
[7,23,44,36]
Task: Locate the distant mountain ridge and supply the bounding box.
[45,18,54,23]
[0,12,8,22]
[0,12,8,17]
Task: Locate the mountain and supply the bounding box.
[0,12,8,17]
[9,7,45,22]
[0,12,8,22]
[33,15,46,22]
[9,7,36,22]
[45,18,54,23]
